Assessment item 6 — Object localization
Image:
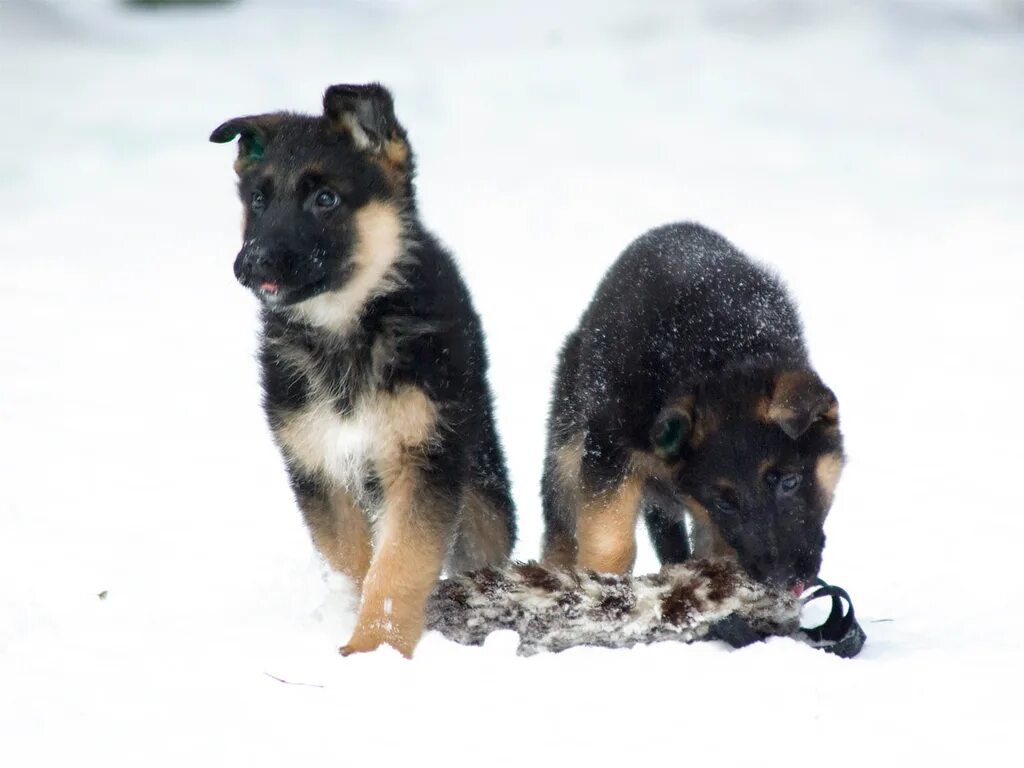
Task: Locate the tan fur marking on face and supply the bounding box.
[307,487,372,588]
[340,464,450,659]
[685,497,738,560]
[758,459,774,478]
[299,162,325,176]
[576,474,644,574]
[815,452,845,508]
[451,488,512,573]
[290,200,406,333]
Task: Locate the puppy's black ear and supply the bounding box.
[323,83,401,153]
[209,114,278,167]
[766,369,838,440]
[209,117,252,144]
[650,402,694,461]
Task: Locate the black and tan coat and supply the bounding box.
[211,83,515,657]
[541,223,844,594]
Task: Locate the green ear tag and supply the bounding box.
[241,135,264,162]
[654,418,685,460]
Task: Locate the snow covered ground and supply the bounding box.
[2,0,1023,764]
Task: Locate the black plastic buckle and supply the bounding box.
[798,578,867,658]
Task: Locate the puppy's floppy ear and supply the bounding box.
[766,369,838,440]
[209,114,279,167]
[650,399,694,461]
[323,82,401,153]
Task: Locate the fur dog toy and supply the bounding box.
[427,558,865,657]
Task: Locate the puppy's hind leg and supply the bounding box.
[540,436,582,569]
[541,331,584,569]
[449,486,514,574]
[448,423,516,574]
[573,426,643,575]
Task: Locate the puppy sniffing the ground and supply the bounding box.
[541,223,844,595]
[211,83,515,657]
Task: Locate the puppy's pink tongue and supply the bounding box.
[260,282,279,294]
[790,583,805,597]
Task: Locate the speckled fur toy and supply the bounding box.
[427,558,802,656]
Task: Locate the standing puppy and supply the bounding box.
[211,83,515,657]
[541,223,843,594]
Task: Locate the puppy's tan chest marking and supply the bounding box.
[289,201,407,334]
[274,386,438,491]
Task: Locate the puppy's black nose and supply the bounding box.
[235,244,275,284]
[745,557,793,589]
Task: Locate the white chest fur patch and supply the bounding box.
[274,386,439,492]
[276,402,380,491]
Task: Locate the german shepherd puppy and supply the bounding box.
[541,223,843,595]
[210,83,515,657]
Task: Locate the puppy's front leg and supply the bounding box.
[576,473,645,574]
[340,460,457,658]
[573,426,645,575]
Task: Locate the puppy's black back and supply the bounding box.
[569,223,807,441]
[543,223,843,589]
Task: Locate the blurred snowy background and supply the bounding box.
[2,1,1022,765]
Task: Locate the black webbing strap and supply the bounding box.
[798,578,867,658]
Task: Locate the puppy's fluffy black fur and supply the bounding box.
[211,83,514,657]
[541,223,844,591]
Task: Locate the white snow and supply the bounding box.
[2,1,1022,765]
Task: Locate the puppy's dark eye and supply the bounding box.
[713,497,735,513]
[314,188,339,210]
[779,473,802,493]
[250,191,265,211]
[765,469,781,487]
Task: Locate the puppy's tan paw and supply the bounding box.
[339,629,415,659]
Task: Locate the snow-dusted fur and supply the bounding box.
[428,558,800,656]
